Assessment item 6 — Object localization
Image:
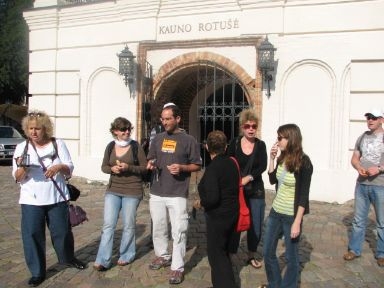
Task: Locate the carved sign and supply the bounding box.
[159,18,240,35]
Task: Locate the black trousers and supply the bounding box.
[205,212,238,288]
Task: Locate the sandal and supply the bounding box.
[93,264,108,271]
[343,251,359,261]
[247,257,262,269]
[117,260,130,266]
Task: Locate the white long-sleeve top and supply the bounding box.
[12,138,74,205]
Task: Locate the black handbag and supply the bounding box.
[67,183,80,201]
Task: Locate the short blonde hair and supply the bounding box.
[21,110,53,139]
[238,108,259,135]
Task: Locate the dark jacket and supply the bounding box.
[227,136,267,199]
[268,154,313,216]
[198,154,239,217]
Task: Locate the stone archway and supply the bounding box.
[137,37,263,140]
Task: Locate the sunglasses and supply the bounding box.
[28,112,42,117]
[277,136,286,141]
[243,124,257,130]
[366,115,380,121]
[118,127,132,132]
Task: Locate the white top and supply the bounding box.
[12,139,74,205]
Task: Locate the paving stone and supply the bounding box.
[0,165,383,288]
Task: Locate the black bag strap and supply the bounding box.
[108,140,139,166]
[235,136,257,176]
[130,140,139,166]
[29,139,69,203]
[22,138,29,158]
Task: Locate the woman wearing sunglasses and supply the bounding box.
[227,108,267,269]
[12,110,86,287]
[94,117,147,271]
[259,124,313,288]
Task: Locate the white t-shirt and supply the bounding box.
[12,139,74,205]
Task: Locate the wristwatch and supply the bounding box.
[378,165,384,173]
[248,175,254,181]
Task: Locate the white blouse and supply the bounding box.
[12,139,74,205]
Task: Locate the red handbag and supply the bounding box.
[230,157,251,232]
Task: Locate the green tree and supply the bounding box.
[0,0,33,105]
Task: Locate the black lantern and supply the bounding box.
[257,36,276,97]
[117,45,136,95]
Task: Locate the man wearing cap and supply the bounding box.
[343,108,384,267]
[146,103,202,284]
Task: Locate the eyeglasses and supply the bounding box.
[28,112,42,117]
[119,127,132,132]
[243,124,257,130]
[366,115,380,121]
[277,136,286,141]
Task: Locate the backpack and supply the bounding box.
[107,140,151,183]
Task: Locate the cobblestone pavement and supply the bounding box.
[0,164,383,288]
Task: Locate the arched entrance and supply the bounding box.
[136,39,263,150]
[149,58,252,166]
[154,60,249,141]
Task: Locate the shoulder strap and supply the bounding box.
[242,138,257,175]
[107,140,139,166]
[22,138,29,157]
[29,139,69,202]
[356,131,369,153]
[230,156,242,187]
[51,137,58,160]
[107,141,115,156]
[130,140,139,166]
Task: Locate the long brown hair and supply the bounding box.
[276,123,304,173]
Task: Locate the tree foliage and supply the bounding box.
[0,0,33,104]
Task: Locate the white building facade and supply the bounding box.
[24,0,384,203]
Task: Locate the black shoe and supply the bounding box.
[28,276,45,287]
[68,258,87,269]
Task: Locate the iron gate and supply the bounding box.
[196,61,249,166]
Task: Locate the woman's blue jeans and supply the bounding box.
[21,202,75,278]
[263,208,300,288]
[348,183,384,258]
[247,198,265,252]
[95,193,140,267]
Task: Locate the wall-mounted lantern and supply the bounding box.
[117,45,136,96]
[257,36,276,97]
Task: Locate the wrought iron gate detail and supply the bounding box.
[196,61,249,142]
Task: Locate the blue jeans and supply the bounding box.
[21,202,75,278]
[95,193,140,267]
[247,198,266,252]
[348,183,384,258]
[227,198,265,254]
[263,208,300,288]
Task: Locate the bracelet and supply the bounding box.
[249,175,254,181]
